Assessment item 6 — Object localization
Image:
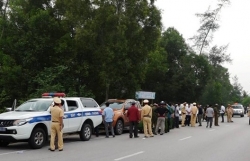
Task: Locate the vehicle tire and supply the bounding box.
[0,140,9,147]
[241,115,244,117]
[232,115,234,117]
[80,123,92,141]
[249,119,250,125]
[29,128,46,149]
[115,120,123,135]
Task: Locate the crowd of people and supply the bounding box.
[137,100,236,138]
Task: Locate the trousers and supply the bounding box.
[206,117,213,127]
[143,117,153,137]
[155,117,165,134]
[50,122,63,150]
[191,114,197,127]
[181,114,186,126]
[129,121,138,137]
[104,121,114,137]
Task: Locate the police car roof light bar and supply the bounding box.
[42,93,66,98]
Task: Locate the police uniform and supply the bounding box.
[181,103,187,127]
[141,100,154,138]
[191,103,198,127]
[50,97,64,151]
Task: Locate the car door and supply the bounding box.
[65,99,82,132]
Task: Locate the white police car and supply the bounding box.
[0,93,102,149]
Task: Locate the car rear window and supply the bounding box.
[232,105,242,109]
[100,102,123,109]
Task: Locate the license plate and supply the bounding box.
[0,127,6,132]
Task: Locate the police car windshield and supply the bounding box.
[15,100,52,112]
[100,102,123,109]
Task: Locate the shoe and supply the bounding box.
[150,135,154,137]
[199,125,202,126]
[206,126,208,128]
[144,136,148,138]
[154,133,157,135]
[59,149,63,151]
[96,134,99,137]
[160,133,163,135]
[210,126,212,128]
[105,136,109,138]
[134,136,140,138]
[129,136,133,138]
[113,135,115,138]
[48,148,55,152]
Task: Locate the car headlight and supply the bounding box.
[13,118,33,126]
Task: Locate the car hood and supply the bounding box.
[0,111,49,120]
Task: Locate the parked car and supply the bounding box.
[232,103,244,117]
[100,99,141,135]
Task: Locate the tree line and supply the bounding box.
[0,0,249,112]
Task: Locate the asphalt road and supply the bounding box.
[1,115,250,161]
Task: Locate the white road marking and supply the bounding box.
[114,151,144,161]
[209,129,215,132]
[0,150,26,156]
[179,136,192,141]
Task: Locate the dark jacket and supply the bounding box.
[155,106,168,117]
[127,105,140,121]
[198,107,203,115]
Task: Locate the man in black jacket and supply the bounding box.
[154,101,169,135]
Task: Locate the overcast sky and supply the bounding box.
[155,0,250,93]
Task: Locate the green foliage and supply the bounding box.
[0,0,244,108]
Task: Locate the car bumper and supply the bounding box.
[0,124,34,141]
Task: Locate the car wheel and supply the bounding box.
[232,115,234,117]
[29,128,45,149]
[80,123,92,141]
[241,115,244,117]
[0,140,9,147]
[115,120,123,135]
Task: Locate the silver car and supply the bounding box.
[232,104,244,117]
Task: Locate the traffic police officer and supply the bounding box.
[141,100,154,138]
[49,97,64,151]
[214,104,219,126]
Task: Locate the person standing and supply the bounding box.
[226,104,233,123]
[206,105,214,128]
[54,99,65,149]
[154,101,168,135]
[141,99,154,138]
[165,104,172,133]
[127,101,140,138]
[197,104,203,126]
[214,104,219,126]
[49,97,64,151]
[151,103,158,131]
[220,104,226,123]
[181,102,187,127]
[191,103,198,127]
[103,102,115,138]
[174,104,180,128]
[185,104,191,126]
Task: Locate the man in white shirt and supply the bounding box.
[220,104,226,123]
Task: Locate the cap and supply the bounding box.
[160,101,165,105]
[53,97,61,104]
[143,99,149,103]
[131,101,136,105]
[193,102,196,105]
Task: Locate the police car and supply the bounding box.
[0,93,102,149]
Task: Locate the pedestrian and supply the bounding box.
[206,105,214,128]
[103,102,115,138]
[181,102,187,127]
[169,103,175,129]
[174,104,180,128]
[220,104,225,123]
[165,103,172,133]
[191,102,198,127]
[54,99,65,149]
[214,104,219,126]
[197,104,203,126]
[154,101,168,135]
[185,104,191,126]
[141,99,154,138]
[127,101,140,138]
[226,104,233,123]
[49,97,64,151]
[151,103,158,131]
